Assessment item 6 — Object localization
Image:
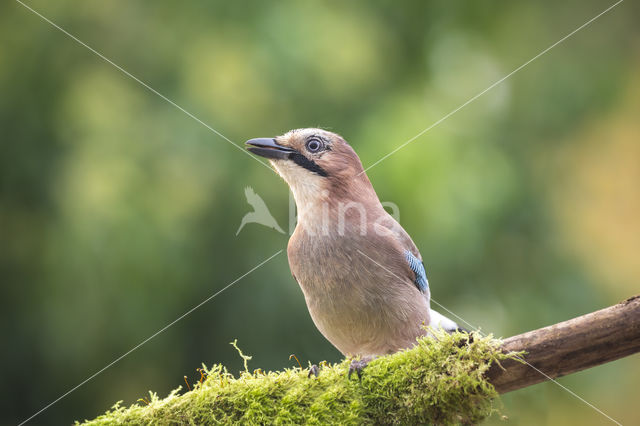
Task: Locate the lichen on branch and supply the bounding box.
[78,331,517,425]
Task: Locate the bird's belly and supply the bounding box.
[298,272,429,357]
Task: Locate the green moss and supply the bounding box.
[79,331,517,425]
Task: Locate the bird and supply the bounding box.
[236,186,285,235]
[246,128,465,377]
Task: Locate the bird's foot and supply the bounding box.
[348,357,371,381]
[308,364,319,378]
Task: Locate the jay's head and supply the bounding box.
[246,128,375,205]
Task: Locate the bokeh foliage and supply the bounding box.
[1,1,638,424]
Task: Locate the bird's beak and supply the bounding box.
[245,138,295,160]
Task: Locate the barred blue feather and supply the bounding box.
[405,251,429,293]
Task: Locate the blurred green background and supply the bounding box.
[1,0,639,424]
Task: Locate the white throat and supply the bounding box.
[271,160,330,234]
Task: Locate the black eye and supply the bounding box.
[306,138,323,153]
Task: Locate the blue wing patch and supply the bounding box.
[405,251,429,293]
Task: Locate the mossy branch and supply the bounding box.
[79,332,514,425]
[79,295,640,425]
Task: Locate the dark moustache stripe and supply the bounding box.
[288,153,328,177]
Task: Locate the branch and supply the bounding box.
[488,295,640,393]
[80,296,640,424]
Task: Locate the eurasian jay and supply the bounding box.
[246,128,464,376]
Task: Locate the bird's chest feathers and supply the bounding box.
[288,232,353,291]
[287,229,386,324]
[287,207,386,289]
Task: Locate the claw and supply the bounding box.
[308,364,319,378]
[348,358,370,380]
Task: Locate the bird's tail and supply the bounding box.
[429,309,469,334]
